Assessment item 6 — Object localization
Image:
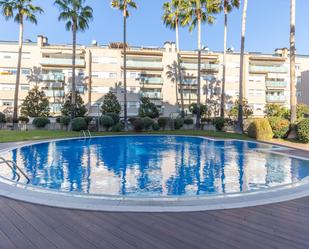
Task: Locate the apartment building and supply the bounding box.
[0,35,308,118]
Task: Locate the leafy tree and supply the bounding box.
[55,0,93,119]
[101,92,121,115]
[20,86,50,117]
[139,97,159,119]
[297,103,309,120]
[229,99,253,119]
[189,103,207,116]
[0,0,43,122]
[264,104,289,119]
[61,92,87,117]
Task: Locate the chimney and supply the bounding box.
[37,35,48,47]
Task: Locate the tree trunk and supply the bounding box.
[290,0,297,123]
[13,16,24,123]
[221,8,228,118]
[196,13,202,129]
[176,20,185,118]
[237,0,248,133]
[123,7,128,130]
[71,21,77,120]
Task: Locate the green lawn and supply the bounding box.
[0,129,250,143]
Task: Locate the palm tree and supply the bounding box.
[163,0,188,118]
[290,0,297,124]
[111,0,137,130]
[237,0,248,133]
[220,0,239,118]
[0,0,43,123]
[54,0,93,119]
[182,0,220,128]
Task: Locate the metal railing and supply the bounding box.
[0,157,30,184]
[81,130,92,138]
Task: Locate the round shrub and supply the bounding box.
[100,115,114,131]
[142,117,154,130]
[18,116,29,124]
[32,117,50,128]
[247,118,273,141]
[106,113,120,125]
[297,119,309,143]
[158,117,169,130]
[85,116,93,125]
[184,117,194,125]
[128,117,137,124]
[152,122,160,131]
[133,118,144,132]
[213,117,225,131]
[72,117,87,131]
[0,112,5,123]
[56,116,61,123]
[174,118,184,130]
[112,122,124,132]
[60,116,70,126]
[268,117,290,138]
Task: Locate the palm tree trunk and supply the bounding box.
[123,7,128,130]
[221,7,228,118]
[237,0,248,133]
[290,0,297,123]
[176,20,185,118]
[71,21,77,120]
[196,14,202,128]
[13,17,24,124]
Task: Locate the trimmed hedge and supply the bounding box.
[297,119,309,143]
[100,115,114,131]
[0,112,6,123]
[184,117,194,125]
[142,117,154,130]
[106,112,120,125]
[158,117,169,130]
[112,122,124,132]
[18,116,29,124]
[72,117,87,131]
[213,117,225,131]
[132,118,144,132]
[60,116,70,126]
[152,122,160,131]
[32,117,50,128]
[268,117,290,138]
[247,118,273,140]
[174,118,184,130]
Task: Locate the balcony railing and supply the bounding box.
[141,92,163,99]
[40,58,85,67]
[40,73,65,81]
[249,65,288,73]
[266,95,286,103]
[181,63,219,71]
[140,77,163,84]
[44,90,65,97]
[127,60,162,68]
[266,80,287,88]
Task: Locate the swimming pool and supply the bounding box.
[1,135,309,198]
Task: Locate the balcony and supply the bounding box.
[181,63,219,71]
[40,58,85,67]
[40,73,65,81]
[266,80,287,89]
[183,79,197,85]
[140,77,163,85]
[126,60,162,69]
[44,90,65,97]
[141,92,163,99]
[266,95,286,103]
[249,65,288,73]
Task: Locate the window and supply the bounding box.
[92,71,117,78]
[91,86,110,93]
[92,56,118,64]
[21,85,30,91]
[0,84,15,91]
[2,100,13,106]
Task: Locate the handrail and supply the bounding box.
[0,157,30,184]
[87,130,92,138]
[80,130,91,138]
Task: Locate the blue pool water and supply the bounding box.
[1,136,309,197]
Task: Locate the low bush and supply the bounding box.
[268,117,290,138]
[152,122,160,131]
[32,117,50,128]
[184,117,194,125]
[18,116,29,124]
[213,117,225,131]
[158,117,169,130]
[100,115,114,131]
[112,122,124,132]
[142,117,154,130]
[85,116,93,125]
[72,117,87,131]
[174,118,184,130]
[56,117,61,123]
[297,119,309,143]
[106,113,120,125]
[129,117,137,124]
[60,116,71,126]
[0,112,5,123]
[247,118,273,140]
[133,118,144,132]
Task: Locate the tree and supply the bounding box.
[20,86,50,117]
[297,103,309,120]
[264,103,289,119]
[139,97,159,119]
[237,0,248,132]
[220,0,240,118]
[189,103,207,117]
[54,0,93,120]
[229,99,252,119]
[182,0,221,128]
[101,92,121,114]
[61,92,87,117]
[0,0,43,122]
[163,0,188,118]
[290,0,297,123]
[111,0,137,129]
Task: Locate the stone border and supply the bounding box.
[0,135,309,212]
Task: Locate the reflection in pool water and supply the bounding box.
[1,136,309,197]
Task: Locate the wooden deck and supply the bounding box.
[0,196,308,249]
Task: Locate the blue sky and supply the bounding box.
[1,0,309,54]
